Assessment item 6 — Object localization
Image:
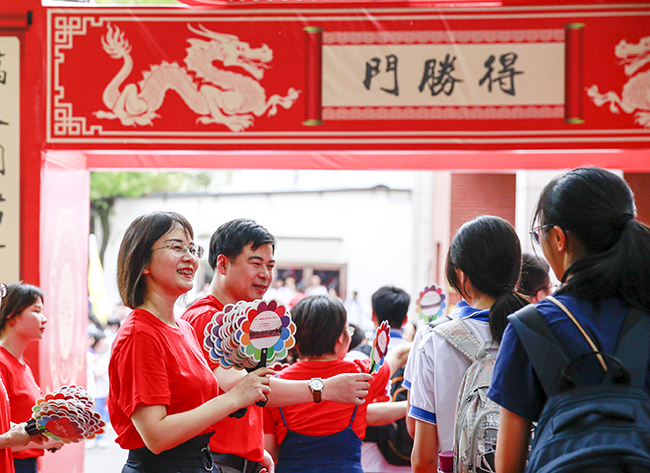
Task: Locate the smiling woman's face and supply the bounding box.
[143,224,199,299]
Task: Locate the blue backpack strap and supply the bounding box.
[613,307,650,388]
[507,304,573,397]
[348,406,358,426]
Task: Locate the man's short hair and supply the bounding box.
[208,219,276,270]
[371,286,410,328]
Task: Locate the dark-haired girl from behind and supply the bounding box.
[487,167,650,473]
[409,215,529,473]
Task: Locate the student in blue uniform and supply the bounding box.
[487,167,650,473]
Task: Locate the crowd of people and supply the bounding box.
[0,166,648,473]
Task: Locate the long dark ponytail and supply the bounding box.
[534,167,650,310]
[446,215,529,343]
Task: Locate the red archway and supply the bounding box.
[2,0,649,470]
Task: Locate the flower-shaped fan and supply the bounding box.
[417,284,446,323]
[204,299,296,370]
[25,385,105,443]
[369,320,391,374]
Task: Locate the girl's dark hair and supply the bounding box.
[534,167,650,310]
[519,253,551,297]
[0,283,44,333]
[348,323,366,351]
[446,215,529,343]
[291,296,347,358]
[117,211,194,309]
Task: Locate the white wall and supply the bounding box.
[100,174,425,322]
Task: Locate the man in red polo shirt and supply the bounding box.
[182,219,373,473]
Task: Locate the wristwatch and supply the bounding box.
[308,377,324,403]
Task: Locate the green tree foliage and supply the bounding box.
[91,171,214,262]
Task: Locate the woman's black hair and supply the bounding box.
[533,167,650,310]
[0,283,44,333]
[291,296,347,358]
[117,211,194,309]
[519,253,551,297]
[446,215,529,343]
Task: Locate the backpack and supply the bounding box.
[508,304,650,473]
[434,318,499,473]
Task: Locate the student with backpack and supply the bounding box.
[488,167,650,473]
[409,215,529,473]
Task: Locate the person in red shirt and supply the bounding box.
[108,211,273,473]
[0,283,47,473]
[182,218,373,473]
[263,296,410,473]
[0,283,65,473]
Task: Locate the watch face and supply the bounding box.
[310,378,324,391]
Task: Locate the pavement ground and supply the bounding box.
[84,425,127,473]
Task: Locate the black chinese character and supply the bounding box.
[363,55,399,96]
[0,52,6,86]
[479,52,524,96]
[419,54,463,96]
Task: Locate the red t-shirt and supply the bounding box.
[107,309,220,450]
[263,359,390,445]
[181,295,264,463]
[0,347,43,460]
[0,376,15,473]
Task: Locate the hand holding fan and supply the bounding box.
[369,321,391,375]
[204,299,296,417]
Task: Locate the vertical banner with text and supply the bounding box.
[0,37,20,283]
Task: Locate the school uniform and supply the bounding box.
[0,347,43,473]
[182,296,265,473]
[264,358,391,473]
[488,293,650,422]
[407,306,495,452]
[402,301,468,391]
[0,376,15,473]
[108,309,220,473]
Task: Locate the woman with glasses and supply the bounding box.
[0,283,48,473]
[108,211,273,473]
[0,283,65,473]
[408,215,529,473]
[487,167,650,473]
[263,295,410,473]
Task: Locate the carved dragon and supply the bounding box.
[94,23,299,132]
[587,35,650,129]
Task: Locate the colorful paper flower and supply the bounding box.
[417,284,446,322]
[242,299,296,364]
[370,321,391,374]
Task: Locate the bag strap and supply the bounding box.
[613,307,650,388]
[547,295,608,372]
[433,318,482,363]
[508,304,573,397]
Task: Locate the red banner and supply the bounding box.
[46,4,650,151]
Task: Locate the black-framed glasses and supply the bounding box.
[530,225,554,246]
[0,283,6,299]
[152,242,204,259]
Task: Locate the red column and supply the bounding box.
[565,23,585,125]
[303,26,323,126]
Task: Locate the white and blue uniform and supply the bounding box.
[402,301,468,391]
[408,304,495,452]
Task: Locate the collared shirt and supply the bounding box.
[407,305,494,451]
